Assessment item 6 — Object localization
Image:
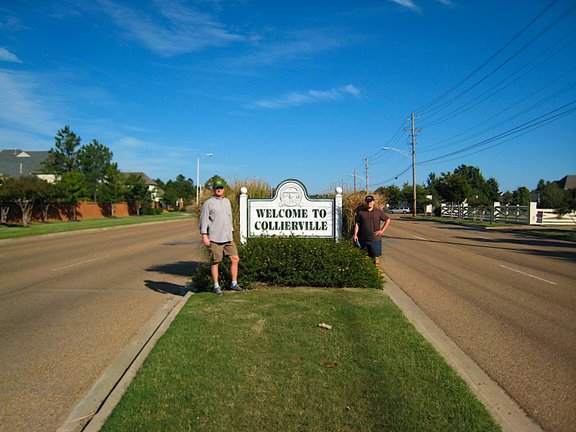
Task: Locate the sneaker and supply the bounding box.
[229,283,245,292]
[213,287,224,296]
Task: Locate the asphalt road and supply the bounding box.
[382,216,576,432]
[2,216,574,432]
[0,218,202,432]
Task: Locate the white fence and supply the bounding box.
[441,202,576,226]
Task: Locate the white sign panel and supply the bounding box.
[247,180,334,238]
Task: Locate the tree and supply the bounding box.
[536,180,564,209]
[163,174,195,207]
[98,163,125,217]
[34,179,57,222]
[55,171,87,221]
[154,178,166,190]
[0,176,10,224]
[77,139,113,201]
[434,171,472,203]
[510,187,530,206]
[125,174,150,215]
[485,177,500,203]
[425,172,442,210]
[432,165,499,206]
[400,182,429,211]
[375,185,403,207]
[2,176,47,227]
[534,179,576,215]
[43,126,81,174]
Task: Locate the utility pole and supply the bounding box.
[404,112,420,217]
[352,169,357,193]
[365,158,369,194]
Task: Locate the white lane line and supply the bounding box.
[499,265,557,285]
[413,235,427,241]
[52,255,110,272]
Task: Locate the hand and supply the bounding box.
[202,235,211,247]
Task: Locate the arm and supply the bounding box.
[199,202,211,247]
[375,217,390,238]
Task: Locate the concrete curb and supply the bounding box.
[56,273,543,432]
[382,273,543,432]
[56,291,193,432]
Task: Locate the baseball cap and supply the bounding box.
[365,195,374,202]
[213,179,226,189]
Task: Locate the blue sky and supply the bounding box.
[1,0,575,195]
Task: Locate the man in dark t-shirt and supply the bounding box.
[353,195,391,266]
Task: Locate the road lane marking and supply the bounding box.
[52,255,110,272]
[499,265,557,285]
[413,235,427,241]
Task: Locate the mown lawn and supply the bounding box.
[101,288,500,432]
[0,212,191,239]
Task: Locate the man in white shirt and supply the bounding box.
[199,180,244,295]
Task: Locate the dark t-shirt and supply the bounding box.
[355,207,389,242]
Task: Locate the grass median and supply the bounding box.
[0,212,191,240]
[101,288,500,432]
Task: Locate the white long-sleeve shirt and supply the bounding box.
[199,196,234,243]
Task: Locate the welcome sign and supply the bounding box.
[239,179,343,243]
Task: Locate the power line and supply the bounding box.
[415,0,561,116]
[419,100,576,165]
[420,73,576,155]
[420,28,576,129]
[420,1,576,123]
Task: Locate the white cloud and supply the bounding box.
[98,0,245,56]
[389,0,421,12]
[435,0,456,6]
[0,69,60,137]
[389,0,455,12]
[249,85,362,110]
[0,48,22,63]
[229,28,346,70]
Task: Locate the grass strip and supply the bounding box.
[102,288,500,432]
[0,212,191,240]
[413,216,575,241]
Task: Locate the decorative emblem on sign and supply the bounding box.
[279,184,302,207]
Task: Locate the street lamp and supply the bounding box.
[382,146,417,217]
[196,153,214,204]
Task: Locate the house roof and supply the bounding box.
[555,175,576,190]
[0,149,50,179]
[124,172,158,186]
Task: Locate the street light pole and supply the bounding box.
[196,153,214,204]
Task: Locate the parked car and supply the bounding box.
[387,207,411,214]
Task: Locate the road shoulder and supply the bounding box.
[56,291,193,432]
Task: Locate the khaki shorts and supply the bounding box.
[209,241,239,263]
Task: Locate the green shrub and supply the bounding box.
[140,207,163,215]
[192,237,383,291]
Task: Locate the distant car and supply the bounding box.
[387,207,411,214]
